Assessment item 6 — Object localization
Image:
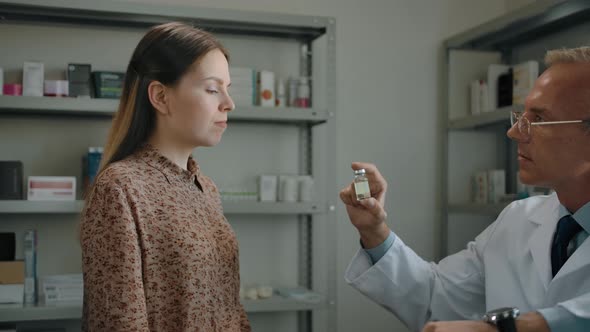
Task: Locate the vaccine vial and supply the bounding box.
[354,169,371,200]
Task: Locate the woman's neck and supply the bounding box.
[147,134,193,171]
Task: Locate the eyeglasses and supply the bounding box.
[510,111,590,140]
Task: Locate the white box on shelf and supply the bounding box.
[258,70,275,107]
[258,175,278,202]
[22,61,44,97]
[27,176,76,201]
[229,67,255,106]
[472,171,488,204]
[470,80,481,115]
[487,169,506,204]
[512,60,539,105]
[298,176,314,202]
[479,81,489,113]
[278,175,298,202]
[0,284,24,304]
[40,274,83,305]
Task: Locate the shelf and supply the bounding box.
[0,200,325,215]
[0,201,85,214]
[448,105,522,130]
[0,95,329,125]
[223,201,326,214]
[0,0,330,40]
[0,296,325,322]
[445,0,590,50]
[229,107,330,125]
[0,95,117,117]
[448,202,512,216]
[0,303,81,323]
[242,295,324,313]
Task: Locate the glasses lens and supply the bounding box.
[511,112,523,126]
[519,116,530,138]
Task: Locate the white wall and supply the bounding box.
[113,0,508,331]
[506,0,538,12]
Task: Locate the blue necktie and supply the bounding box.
[551,215,583,277]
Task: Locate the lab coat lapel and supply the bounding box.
[527,194,559,290]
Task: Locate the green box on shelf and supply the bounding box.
[92,71,124,99]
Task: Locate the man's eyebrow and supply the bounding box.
[528,107,548,115]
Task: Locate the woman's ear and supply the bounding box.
[147,81,169,115]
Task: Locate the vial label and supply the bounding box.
[354,181,371,200]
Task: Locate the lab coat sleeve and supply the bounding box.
[538,293,590,332]
[345,218,501,332]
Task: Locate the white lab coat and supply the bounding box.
[345,193,590,332]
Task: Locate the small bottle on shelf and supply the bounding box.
[275,78,286,107]
[353,169,371,201]
[287,77,298,107]
[295,77,310,108]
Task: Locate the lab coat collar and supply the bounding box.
[528,192,559,225]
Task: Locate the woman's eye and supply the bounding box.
[534,115,544,122]
[207,89,219,94]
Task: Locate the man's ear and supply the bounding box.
[147,81,169,115]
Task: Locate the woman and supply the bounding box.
[80,22,250,331]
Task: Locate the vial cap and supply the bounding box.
[354,169,366,175]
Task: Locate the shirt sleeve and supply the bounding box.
[363,231,396,264]
[81,180,150,332]
[539,305,590,332]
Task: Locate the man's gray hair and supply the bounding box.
[545,47,590,132]
[545,46,590,67]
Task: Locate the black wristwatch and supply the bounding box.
[482,307,520,332]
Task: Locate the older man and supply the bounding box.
[341,47,590,332]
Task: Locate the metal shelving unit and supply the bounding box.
[442,0,590,255]
[0,293,325,323]
[0,95,330,124]
[0,1,337,331]
[0,200,327,215]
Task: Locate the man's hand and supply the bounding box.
[339,162,390,248]
[422,312,550,332]
[422,321,495,332]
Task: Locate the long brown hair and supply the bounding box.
[98,22,228,175]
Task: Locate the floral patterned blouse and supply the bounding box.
[80,144,250,331]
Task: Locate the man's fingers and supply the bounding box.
[340,183,364,207]
[359,197,387,220]
[339,188,353,206]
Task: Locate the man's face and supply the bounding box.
[507,63,590,189]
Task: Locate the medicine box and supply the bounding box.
[27,176,76,201]
[93,71,124,98]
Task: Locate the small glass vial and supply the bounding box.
[354,169,371,200]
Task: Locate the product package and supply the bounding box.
[92,71,124,98]
[27,176,76,201]
[23,62,44,97]
[67,63,92,97]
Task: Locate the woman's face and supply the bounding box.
[164,48,234,148]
